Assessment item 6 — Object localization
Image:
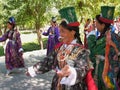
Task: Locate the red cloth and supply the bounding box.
[68,22,80,27]
[85,69,98,90]
[54,42,63,49]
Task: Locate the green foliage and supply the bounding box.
[1,0,120,29]
[23,42,40,52]
[0,46,4,56]
[42,38,48,49]
[0,0,120,39]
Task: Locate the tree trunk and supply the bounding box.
[35,18,43,49]
[36,29,43,49]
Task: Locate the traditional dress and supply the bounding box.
[87,31,120,90]
[27,39,90,90]
[43,26,60,56]
[0,29,24,70]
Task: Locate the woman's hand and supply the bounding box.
[57,65,71,77]
[19,51,23,56]
[25,69,30,76]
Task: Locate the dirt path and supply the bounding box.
[0,50,54,90]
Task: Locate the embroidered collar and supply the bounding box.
[63,39,77,47]
[57,39,77,62]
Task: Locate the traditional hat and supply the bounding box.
[59,7,80,26]
[8,16,15,25]
[98,6,115,24]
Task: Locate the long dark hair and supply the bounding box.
[96,15,111,39]
[59,20,82,44]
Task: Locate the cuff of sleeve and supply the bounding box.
[85,31,88,35]
[42,32,44,35]
[60,66,77,86]
[19,48,24,52]
[58,36,63,41]
[28,66,36,77]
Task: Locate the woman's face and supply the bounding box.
[50,21,56,26]
[96,20,105,33]
[7,23,13,30]
[59,25,75,44]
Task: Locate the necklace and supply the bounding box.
[57,44,74,62]
[57,44,74,69]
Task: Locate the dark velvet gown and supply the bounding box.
[28,39,90,90]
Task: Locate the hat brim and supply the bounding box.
[99,16,113,24]
[68,22,80,27]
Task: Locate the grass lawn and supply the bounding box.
[0,46,4,56]
[23,38,47,51]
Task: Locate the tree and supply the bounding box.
[4,0,56,49]
[0,0,120,49]
[23,0,54,49]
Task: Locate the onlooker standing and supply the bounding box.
[43,17,60,56]
[84,18,93,48]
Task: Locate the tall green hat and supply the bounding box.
[99,6,115,23]
[59,7,80,26]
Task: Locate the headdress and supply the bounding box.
[59,7,80,26]
[97,6,115,24]
[8,16,15,25]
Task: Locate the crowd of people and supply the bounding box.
[0,5,120,90]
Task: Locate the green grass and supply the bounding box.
[23,42,40,51]
[21,31,32,34]
[0,38,47,56]
[0,46,4,56]
[21,30,36,34]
